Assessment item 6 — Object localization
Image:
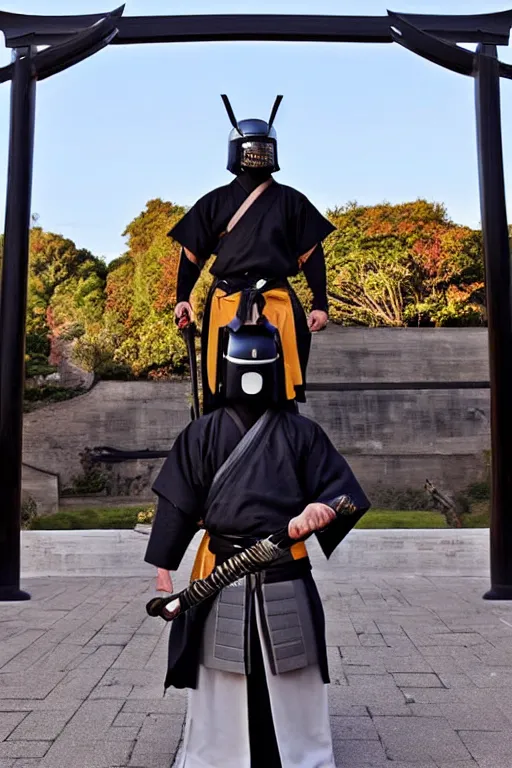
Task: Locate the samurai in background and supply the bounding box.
[145,318,370,767]
[170,95,334,414]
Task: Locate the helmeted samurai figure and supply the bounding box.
[171,95,334,414]
[145,318,371,767]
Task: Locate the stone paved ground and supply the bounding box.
[2,551,512,767]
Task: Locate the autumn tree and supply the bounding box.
[75,198,188,378]
[324,201,485,327]
[23,229,106,376]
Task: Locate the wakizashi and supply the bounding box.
[170,95,335,413]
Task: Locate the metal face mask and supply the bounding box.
[240,140,275,170]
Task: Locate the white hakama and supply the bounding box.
[174,604,335,768]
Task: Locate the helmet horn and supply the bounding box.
[267,95,283,133]
[221,94,239,131]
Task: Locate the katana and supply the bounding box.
[177,311,201,421]
[146,494,358,621]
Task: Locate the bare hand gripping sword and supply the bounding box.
[146,495,358,622]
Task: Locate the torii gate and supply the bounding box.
[0,7,511,601]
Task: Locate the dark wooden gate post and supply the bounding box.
[0,48,36,601]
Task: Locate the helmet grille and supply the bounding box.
[240,141,275,169]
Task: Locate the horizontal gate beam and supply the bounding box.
[1,8,511,48]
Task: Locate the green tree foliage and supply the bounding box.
[22,228,106,377]
[2,197,488,384]
[324,201,485,327]
[75,199,188,378]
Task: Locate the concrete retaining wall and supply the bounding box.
[307,327,489,383]
[21,464,59,515]
[20,529,490,578]
[22,328,491,506]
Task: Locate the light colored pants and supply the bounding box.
[174,604,335,768]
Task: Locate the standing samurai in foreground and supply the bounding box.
[171,95,334,413]
[145,320,370,767]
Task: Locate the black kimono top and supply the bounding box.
[145,408,370,571]
[169,176,335,280]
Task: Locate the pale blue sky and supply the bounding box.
[1,0,512,262]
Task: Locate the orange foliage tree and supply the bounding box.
[322,200,485,326]
[74,199,188,378]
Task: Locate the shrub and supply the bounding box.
[369,486,434,511]
[137,505,155,524]
[63,448,108,496]
[21,494,38,529]
[29,507,140,530]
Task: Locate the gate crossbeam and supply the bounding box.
[0,8,512,48]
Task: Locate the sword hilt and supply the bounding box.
[146,594,183,621]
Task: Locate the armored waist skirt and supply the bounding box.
[201,573,319,676]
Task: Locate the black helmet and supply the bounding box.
[217,319,287,405]
[222,95,283,175]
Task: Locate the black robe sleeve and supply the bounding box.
[303,421,371,558]
[168,194,217,265]
[145,420,206,570]
[144,498,199,570]
[176,248,201,304]
[295,194,336,257]
[302,244,328,313]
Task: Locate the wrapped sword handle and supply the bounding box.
[146,495,360,622]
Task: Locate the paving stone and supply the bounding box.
[0,632,46,669]
[0,640,58,674]
[392,673,444,688]
[458,730,512,760]
[0,673,66,701]
[0,744,50,760]
[85,633,134,648]
[105,724,141,741]
[408,703,445,717]
[439,701,510,731]
[0,716,27,743]
[373,716,472,762]
[39,739,134,768]
[331,739,388,766]
[121,696,187,716]
[400,687,459,704]
[11,761,42,768]
[438,672,478,690]
[476,759,512,768]
[381,763,436,768]
[382,655,434,674]
[47,668,109,700]
[8,712,73,742]
[436,762,479,768]
[89,685,134,700]
[137,713,184,743]
[112,636,160,670]
[329,716,379,740]
[129,734,182,767]
[54,700,124,745]
[113,712,147,728]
